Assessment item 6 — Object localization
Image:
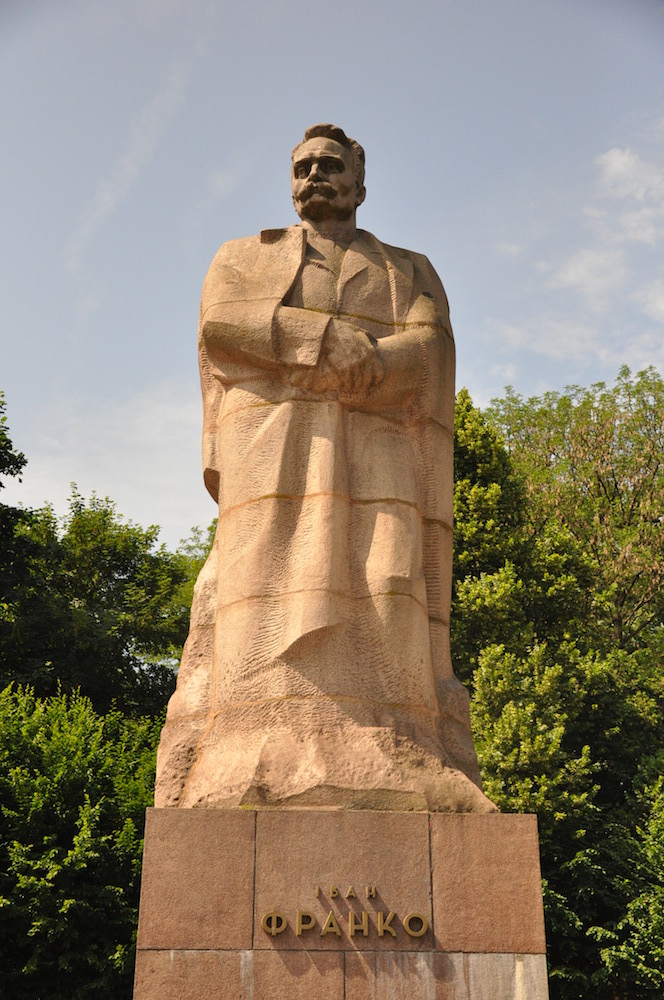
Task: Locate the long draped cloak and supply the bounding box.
[155,226,494,812]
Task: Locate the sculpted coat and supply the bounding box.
[155,222,493,812]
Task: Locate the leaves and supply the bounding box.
[0,490,197,714]
[489,366,664,651]
[0,687,160,999]
[0,392,26,487]
[456,372,664,999]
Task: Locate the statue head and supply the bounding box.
[291,123,366,224]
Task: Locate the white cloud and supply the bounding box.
[536,140,664,318]
[485,303,664,389]
[594,147,664,246]
[633,277,664,325]
[618,207,664,246]
[549,245,627,307]
[490,362,518,383]
[492,315,612,365]
[3,381,214,548]
[495,242,522,259]
[64,62,188,275]
[208,166,246,200]
[595,147,664,203]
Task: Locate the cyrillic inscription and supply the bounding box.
[403,912,428,938]
[321,911,342,937]
[261,911,287,936]
[260,885,430,941]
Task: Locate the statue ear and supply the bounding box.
[356,185,366,208]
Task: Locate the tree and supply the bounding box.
[489,366,664,654]
[0,391,26,486]
[0,394,36,687]
[451,389,529,682]
[471,640,663,999]
[0,686,160,999]
[599,771,664,993]
[455,372,664,999]
[0,491,193,714]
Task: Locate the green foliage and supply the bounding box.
[472,641,664,997]
[0,394,33,659]
[0,392,26,486]
[0,686,160,999]
[489,366,664,652]
[0,396,211,716]
[598,774,664,994]
[1,490,194,715]
[452,389,528,681]
[453,387,525,579]
[456,370,664,999]
[174,517,217,611]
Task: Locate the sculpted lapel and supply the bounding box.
[338,232,415,329]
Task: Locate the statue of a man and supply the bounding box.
[155,124,494,812]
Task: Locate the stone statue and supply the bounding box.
[155,124,495,813]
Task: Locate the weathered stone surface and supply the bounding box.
[133,810,548,999]
[154,124,495,813]
[134,951,548,1000]
[253,810,432,952]
[134,951,244,1000]
[251,951,345,1000]
[431,814,546,954]
[134,950,346,1000]
[136,808,255,951]
[345,952,550,1000]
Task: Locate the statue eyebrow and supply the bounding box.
[293,152,345,166]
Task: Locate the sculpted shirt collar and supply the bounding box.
[260,224,404,272]
[256,224,415,321]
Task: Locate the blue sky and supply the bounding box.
[2,0,663,547]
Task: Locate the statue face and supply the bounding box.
[291,137,358,223]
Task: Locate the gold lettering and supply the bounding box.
[261,911,287,936]
[365,885,377,898]
[330,886,338,898]
[296,911,317,935]
[377,911,397,937]
[321,910,342,937]
[403,912,428,938]
[348,910,369,937]
[345,885,357,899]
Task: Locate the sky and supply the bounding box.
[2,0,663,548]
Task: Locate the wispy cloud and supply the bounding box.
[595,147,664,247]
[538,140,664,324]
[595,147,664,204]
[207,165,247,200]
[2,381,213,548]
[633,276,664,325]
[495,242,523,259]
[183,155,253,236]
[64,62,188,276]
[494,315,611,365]
[549,245,628,306]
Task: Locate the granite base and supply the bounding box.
[133,809,549,999]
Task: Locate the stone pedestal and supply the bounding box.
[133,809,549,999]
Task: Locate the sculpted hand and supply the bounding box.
[324,318,384,396]
[288,356,339,392]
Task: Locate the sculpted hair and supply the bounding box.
[293,123,366,196]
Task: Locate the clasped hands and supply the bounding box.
[290,317,384,397]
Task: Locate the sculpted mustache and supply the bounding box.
[298,182,337,201]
